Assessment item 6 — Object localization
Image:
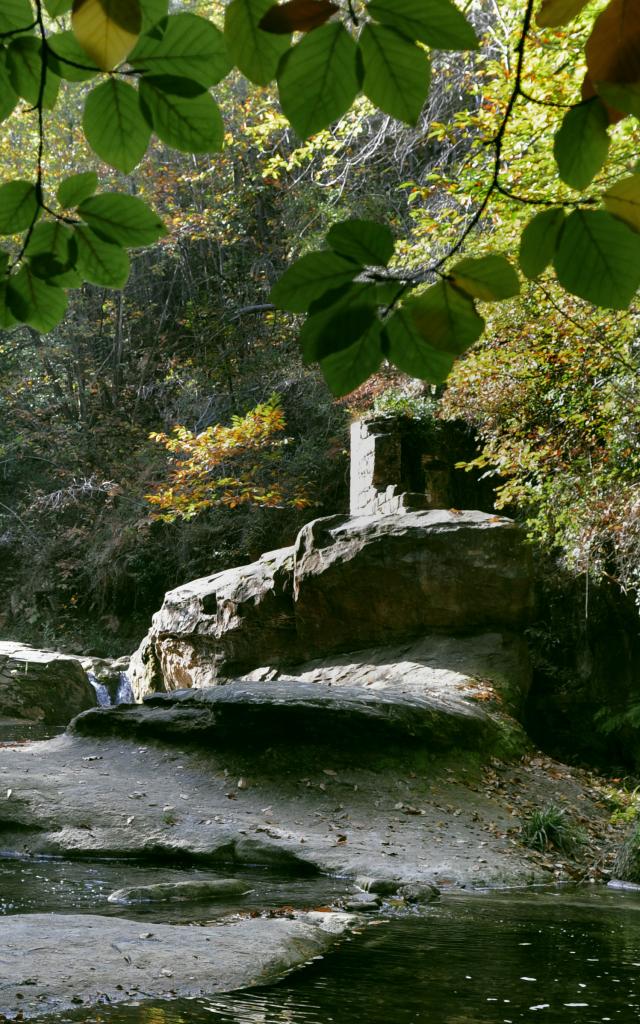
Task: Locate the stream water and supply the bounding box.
[2,858,640,1024]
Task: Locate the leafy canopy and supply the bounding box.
[0,0,639,395]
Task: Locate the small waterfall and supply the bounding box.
[87,671,111,708]
[115,672,135,705]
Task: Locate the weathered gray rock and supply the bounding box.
[293,511,533,656]
[129,546,297,700]
[0,642,96,730]
[612,825,640,883]
[71,677,520,756]
[107,878,251,903]
[0,911,353,1018]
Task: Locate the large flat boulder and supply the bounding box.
[129,546,298,700]
[0,642,95,730]
[293,511,532,655]
[0,911,352,1018]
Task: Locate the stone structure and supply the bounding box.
[0,641,96,730]
[350,417,453,516]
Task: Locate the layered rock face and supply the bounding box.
[0,642,96,729]
[130,510,532,701]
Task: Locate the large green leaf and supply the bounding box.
[25,221,81,286]
[45,0,74,16]
[603,175,640,233]
[7,266,68,332]
[0,53,18,124]
[449,254,520,301]
[359,24,430,125]
[554,209,640,309]
[71,0,141,72]
[140,0,169,31]
[270,250,362,312]
[319,322,383,396]
[130,13,230,87]
[277,22,359,138]
[367,0,478,50]
[554,99,610,189]
[73,225,130,288]
[597,82,640,119]
[7,37,60,108]
[404,280,485,354]
[139,75,224,153]
[0,0,34,33]
[78,193,166,247]
[518,207,566,279]
[301,283,380,362]
[0,180,38,234]
[225,0,290,86]
[47,30,100,81]
[326,219,394,266]
[0,283,18,328]
[83,79,151,173]
[57,171,98,209]
[383,306,455,382]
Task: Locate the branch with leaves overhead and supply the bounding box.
[0,0,637,397]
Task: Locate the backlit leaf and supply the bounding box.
[405,280,485,354]
[0,180,38,234]
[319,322,383,396]
[84,79,151,173]
[0,0,34,33]
[57,171,98,209]
[586,0,640,87]
[596,81,640,118]
[0,53,18,124]
[260,0,338,33]
[270,249,361,312]
[7,37,60,108]
[367,0,478,50]
[73,225,130,288]
[537,0,590,27]
[129,13,231,87]
[326,219,394,266]
[554,209,640,309]
[383,306,455,382]
[554,99,610,189]
[45,0,74,15]
[7,266,68,333]
[449,254,520,301]
[519,207,566,279]
[301,284,379,361]
[603,174,640,233]
[139,76,224,153]
[359,24,431,125]
[72,0,142,71]
[48,30,102,81]
[225,0,290,86]
[277,22,359,138]
[78,193,166,247]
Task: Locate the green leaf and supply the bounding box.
[48,31,101,81]
[140,0,169,31]
[383,306,455,382]
[83,79,151,173]
[554,209,640,309]
[367,0,478,50]
[25,221,81,286]
[78,193,166,247]
[596,82,640,119]
[71,0,141,71]
[0,0,34,33]
[449,254,520,301]
[7,266,68,332]
[277,22,359,138]
[603,174,640,232]
[7,37,60,108]
[0,283,19,329]
[130,13,230,87]
[0,53,18,124]
[404,280,484,354]
[57,171,99,209]
[358,24,430,125]
[319,322,383,396]
[270,250,361,312]
[225,0,290,86]
[73,225,130,288]
[301,283,380,361]
[139,75,224,153]
[326,219,394,266]
[518,207,566,279]
[554,99,610,190]
[45,0,74,16]
[0,180,38,234]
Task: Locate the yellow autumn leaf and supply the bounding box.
[72,0,141,71]
[537,0,590,27]
[603,174,640,232]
